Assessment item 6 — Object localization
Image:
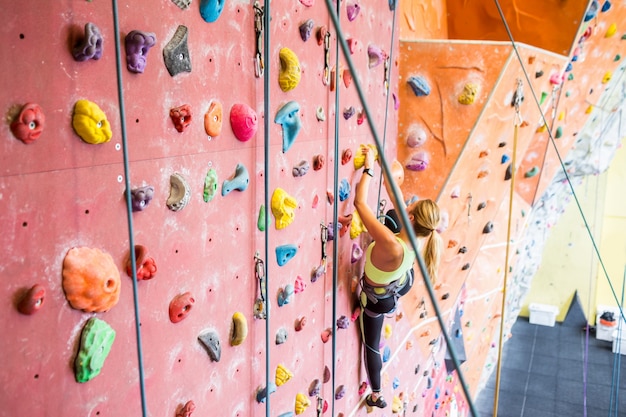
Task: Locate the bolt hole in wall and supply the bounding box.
[22,222,27,227]
[19,33,24,39]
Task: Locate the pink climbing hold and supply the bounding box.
[351,242,363,263]
[312,194,320,208]
[358,381,368,395]
[294,275,306,293]
[346,38,357,54]
[176,401,196,417]
[321,328,332,343]
[351,306,361,321]
[341,148,352,165]
[295,316,307,331]
[230,103,258,142]
[313,154,325,170]
[346,1,360,21]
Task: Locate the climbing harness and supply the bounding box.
[359,269,413,312]
[254,252,267,319]
[253,1,264,78]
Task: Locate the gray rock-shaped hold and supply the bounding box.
[407,76,430,96]
[276,327,288,344]
[163,25,191,76]
[198,330,221,362]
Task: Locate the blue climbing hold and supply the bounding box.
[277,284,294,306]
[338,179,351,202]
[274,101,302,153]
[382,345,391,362]
[392,377,400,389]
[602,0,611,12]
[407,76,431,96]
[200,0,226,23]
[275,244,297,266]
[256,383,277,403]
[501,154,510,164]
[222,163,249,196]
[584,0,599,21]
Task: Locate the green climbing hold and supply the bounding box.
[524,166,539,178]
[565,91,571,97]
[568,73,574,81]
[74,317,116,383]
[539,92,548,105]
[203,168,218,202]
[258,205,266,231]
[621,34,626,40]
[614,54,621,61]
[555,126,563,138]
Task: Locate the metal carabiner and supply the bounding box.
[322,31,331,86]
[253,1,264,78]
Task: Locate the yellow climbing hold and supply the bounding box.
[457,82,479,105]
[353,144,378,169]
[230,312,248,346]
[350,210,367,239]
[295,392,310,415]
[536,123,547,133]
[391,395,403,413]
[72,99,112,144]
[586,104,594,114]
[271,188,298,230]
[279,47,301,92]
[558,111,565,121]
[384,323,392,339]
[602,71,612,84]
[605,22,617,38]
[275,363,293,386]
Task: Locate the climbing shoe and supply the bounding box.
[366,394,387,409]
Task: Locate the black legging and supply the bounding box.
[361,268,413,392]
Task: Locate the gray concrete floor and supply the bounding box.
[474,317,626,417]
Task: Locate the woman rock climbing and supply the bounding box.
[354,146,443,409]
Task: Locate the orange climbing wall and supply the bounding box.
[2,1,626,417]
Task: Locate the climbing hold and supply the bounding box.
[271,188,297,229]
[230,311,248,346]
[535,70,544,78]
[125,244,157,280]
[442,293,450,300]
[167,173,191,211]
[323,366,331,383]
[199,0,226,23]
[353,144,378,169]
[450,186,461,199]
[407,76,430,96]
[276,364,293,386]
[299,19,314,41]
[62,247,120,313]
[549,72,563,85]
[343,69,352,88]
[391,395,403,412]
[347,38,357,54]
[313,155,325,171]
[72,22,103,62]
[382,345,391,362]
[204,101,223,137]
[170,104,193,133]
[310,264,324,283]
[367,44,386,68]
[343,106,356,120]
[294,275,306,293]
[74,317,115,383]
[602,71,612,84]
[169,292,195,323]
[256,383,277,403]
[477,169,489,179]
[257,205,266,231]
[295,316,306,331]
[312,195,320,209]
[275,101,302,153]
[350,211,366,239]
[482,221,494,234]
[341,148,352,165]
[335,385,346,400]
[171,0,191,8]
[309,379,321,396]
[276,244,298,266]
[504,164,512,181]
[501,154,510,164]
[276,327,287,342]
[406,151,429,171]
[458,83,479,105]
[358,381,368,395]
[203,168,218,202]
[295,393,311,415]
[17,284,46,315]
[555,126,563,139]
[584,0,599,21]
[279,47,301,92]
[346,0,360,21]
[338,214,352,238]
[316,25,327,45]
[338,179,351,202]
[602,0,611,12]
[198,330,221,362]
[351,243,363,263]
[384,323,393,339]
[10,103,45,144]
[278,284,295,307]
[337,315,350,329]
[524,166,539,178]
[321,328,333,343]
[230,103,258,142]
[316,106,326,121]
[222,163,249,196]
[130,186,154,212]
[498,141,506,148]
[175,400,195,417]
[72,99,112,144]
[406,125,427,147]
[163,25,191,76]
[605,23,617,38]
[479,150,489,158]
[125,30,156,73]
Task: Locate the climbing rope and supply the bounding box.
[260,0,271,415]
[110,1,148,416]
[608,266,626,417]
[492,79,522,417]
[322,2,480,416]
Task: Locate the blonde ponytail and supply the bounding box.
[423,231,442,283]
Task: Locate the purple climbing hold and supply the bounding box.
[350,242,363,263]
[367,44,385,68]
[72,22,103,62]
[336,315,350,329]
[343,106,356,120]
[130,185,154,212]
[309,379,321,396]
[292,160,310,177]
[406,151,429,171]
[299,19,315,42]
[346,1,360,21]
[125,30,156,74]
[407,76,430,96]
[335,385,346,400]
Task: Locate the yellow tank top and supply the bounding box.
[364,236,416,285]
